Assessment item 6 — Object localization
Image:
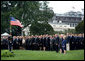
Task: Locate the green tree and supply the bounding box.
[29,1,54,35]
[75,20,84,33]
[30,22,54,35]
[1,1,54,35]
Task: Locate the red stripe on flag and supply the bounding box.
[10,20,23,28]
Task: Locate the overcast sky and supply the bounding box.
[48,1,84,14]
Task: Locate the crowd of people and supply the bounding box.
[1,33,84,54]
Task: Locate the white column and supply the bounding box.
[66,43,70,51]
[22,29,23,36]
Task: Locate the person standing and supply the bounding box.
[22,36,26,50]
[39,36,43,50]
[59,35,63,53]
[8,36,13,53]
[50,36,54,51]
[43,35,46,51]
[54,34,59,53]
[62,35,67,54]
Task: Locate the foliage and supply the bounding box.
[1,50,84,60]
[66,29,75,34]
[1,1,54,36]
[75,20,84,34]
[30,22,54,35]
[54,31,64,34]
[54,29,76,35]
[1,50,14,57]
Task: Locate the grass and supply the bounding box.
[1,49,84,60]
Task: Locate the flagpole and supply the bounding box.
[10,23,12,36]
[10,16,12,36]
[22,27,23,36]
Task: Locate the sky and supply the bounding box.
[48,1,84,14]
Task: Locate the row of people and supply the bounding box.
[66,33,84,50]
[12,34,66,53]
[1,33,84,53]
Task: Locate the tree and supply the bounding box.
[75,20,84,33]
[1,1,41,35]
[1,1,54,36]
[30,22,54,35]
[29,1,54,35]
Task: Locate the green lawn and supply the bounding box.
[1,49,84,60]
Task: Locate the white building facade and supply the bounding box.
[48,11,84,32]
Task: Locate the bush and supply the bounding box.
[1,50,15,57]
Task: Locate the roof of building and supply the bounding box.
[56,11,83,18]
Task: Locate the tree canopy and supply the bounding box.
[1,1,54,35]
[75,20,84,34]
[30,22,54,35]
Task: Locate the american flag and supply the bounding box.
[10,17,23,28]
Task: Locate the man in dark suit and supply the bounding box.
[66,33,70,43]
[2,37,8,49]
[31,35,35,50]
[18,36,22,49]
[54,34,59,52]
[8,36,13,53]
[42,35,46,51]
[13,36,17,49]
[74,34,77,50]
[76,35,80,50]
[72,35,75,50]
[25,36,29,50]
[78,34,84,49]
[59,35,63,53]
[45,35,50,51]
[34,36,39,50]
[28,36,32,50]
[69,34,75,50]
[39,36,43,50]
[50,36,54,51]
[15,36,19,49]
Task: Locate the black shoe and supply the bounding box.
[11,51,13,53]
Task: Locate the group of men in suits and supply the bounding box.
[66,33,84,50]
[1,36,8,49]
[1,33,84,54]
[23,34,67,53]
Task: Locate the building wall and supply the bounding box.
[49,23,75,32]
[48,11,83,32]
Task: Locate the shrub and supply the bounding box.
[1,50,15,57]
